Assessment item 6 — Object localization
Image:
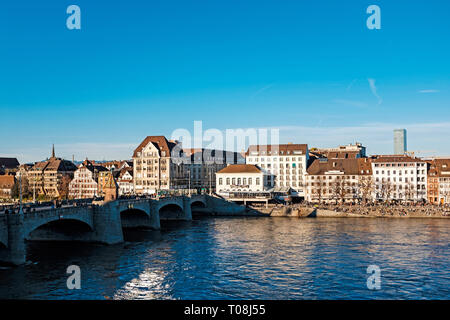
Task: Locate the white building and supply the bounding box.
[117,168,134,196]
[245,144,309,197]
[68,160,107,199]
[216,164,269,196]
[372,155,427,202]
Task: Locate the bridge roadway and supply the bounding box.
[0,195,215,266]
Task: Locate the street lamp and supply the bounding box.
[19,174,23,215]
[188,169,191,197]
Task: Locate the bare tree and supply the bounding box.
[379,180,393,203]
[331,177,348,204]
[359,176,374,204]
[314,176,325,204]
[58,174,72,200]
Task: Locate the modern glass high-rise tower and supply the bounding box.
[393,129,407,155]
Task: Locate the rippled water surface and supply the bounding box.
[1,217,449,299]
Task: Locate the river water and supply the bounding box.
[0,217,449,299]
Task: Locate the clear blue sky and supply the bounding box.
[1,0,449,163]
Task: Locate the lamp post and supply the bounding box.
[209,168,212,195]
[19,174,23,215]
[32,178,35,203]
[188,169,191,197]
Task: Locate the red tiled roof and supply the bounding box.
[217,164,262,174]
[133,136,177,158]
[428,158,450,177]
[0,175,15,188]
[307,158,361,175]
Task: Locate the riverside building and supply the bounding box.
[245,144,309,198]
[371,155,427,202]
[68,160,108,199]
[427,158,450,205]
[132,136,187,195]
[215,164,270,196]
[25,145,77,198]
[305,158,372,204]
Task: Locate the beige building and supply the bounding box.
[25,146,77,198]
[0,175,15,199]
[427,158,450,205]
[133,136,186,195]
[306,158,373,204]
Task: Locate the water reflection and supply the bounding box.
[0,217,449,299]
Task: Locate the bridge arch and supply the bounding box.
[158,203,185,220]
[120,208,152,228]
[26,218,94,242]
[191,200,206,208]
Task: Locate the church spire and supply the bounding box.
[52,144,55,158]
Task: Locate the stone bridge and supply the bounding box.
[0,194,213,266]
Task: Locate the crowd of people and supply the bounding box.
[299,202,450,217]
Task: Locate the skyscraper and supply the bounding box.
[394,129,407,155]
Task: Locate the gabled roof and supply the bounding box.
[0,175,15,188]
[31,157,77,172]
[45,158,78,171]
[217,164,262,174]
[428,158,450,177]
[0,158,19,169]
[358,158,373,175]
[119,167,133,178]
[307,158,361,175]
[133,136,177,158]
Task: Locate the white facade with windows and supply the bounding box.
[245,144,308,197]
[117,169,134,196]
[372,156,427,202]
[216,164,268,196]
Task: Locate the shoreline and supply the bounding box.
[250,206,450,219]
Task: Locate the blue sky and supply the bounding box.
[1,0,449,163]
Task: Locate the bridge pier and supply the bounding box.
[0,214,26,266]
[182,196,193,221]
[92,203,124,244]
